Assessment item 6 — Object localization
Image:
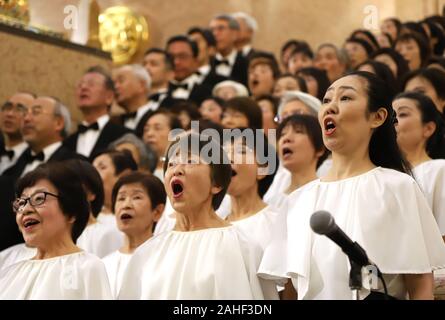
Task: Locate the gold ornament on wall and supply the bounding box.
[0,0,29,23]
[98,6,149,65]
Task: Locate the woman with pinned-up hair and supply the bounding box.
[260,72,445,300]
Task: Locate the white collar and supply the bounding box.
[136,103,151,117]
[215,49,238,66]
[33,141,62,161]
[6,141,28,154]
[242,45,252,56]
[198,65,211,76]
[171,73,200,87]
[82,114,110,130]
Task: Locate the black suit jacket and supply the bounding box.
[167,82,213,106]
[244,47,257,61]
[0,175,23,251]
[134,109,154,138]
[2,145,87,182]
[200,70,228,91]
[211,52,248,86]
[64,120,131,160]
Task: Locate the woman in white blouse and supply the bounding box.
[271,114,328,209]
[102,171,166,297]
[260,71,445,300]
[119,132,268,299]
[67,159,124,258]
[393,91,445,240]
[0,162,112,299]
[392,91,445,299]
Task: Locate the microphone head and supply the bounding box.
[310,210,335,235]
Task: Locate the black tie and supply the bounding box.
[149,93,161,102]
[170,82,189,91]
[214,59,230,66]
[25,150,44,163]
[0,148,14,160]
[78,122,99,134]
[121,112,137,122]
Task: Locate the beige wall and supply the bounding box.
[28,0,443,65]
[0,29,112,124]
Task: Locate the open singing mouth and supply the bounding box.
[324,117,337,135]
[171,179,184,198]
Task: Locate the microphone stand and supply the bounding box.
[349,260,363,301]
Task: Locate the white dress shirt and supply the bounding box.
[0,141,28,174]
[241,45,253,57]
[170,74,200,100]
[123,103,151,130]
[147,88,168,113]
[76,114,110,157]
[214,49,238,77]
[21,141,62,177]
[196,64,211,84]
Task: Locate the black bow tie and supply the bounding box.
[0,148,14,160]
[149,93,161,102]
[78,122,99,134]
[170,82,189,91]
[25,150,44,163]
[214,59,230,66]
[121,112,137,122]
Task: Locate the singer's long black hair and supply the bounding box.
[346,71,411,174]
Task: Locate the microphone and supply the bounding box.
[310,210,370,267]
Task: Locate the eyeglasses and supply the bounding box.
[13,191,59,213]
[1,102,28,114]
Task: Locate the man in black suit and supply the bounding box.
[209,14,248,86]
[142,48,175,109]
[0,92,34,174]
[64,66,131,160]
[232,12,258,60]
[3,96,85,181]
[0,175,22,251]
[187,27,228,90]
[113,64,153,138]
[166,35,213,105]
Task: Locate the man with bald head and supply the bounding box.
[0,92,34,174]
[3,96,84,180]
[113,64,154,137]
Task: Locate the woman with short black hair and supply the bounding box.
[371,48,410,82]
[222,97,263,130]
[67,159,124,258]
[395,33,431,71]
[93,149,138,226]
[103,171,166,297]
[402,67,445,116]
[298,67,331,101]
[119,133,275,299]
[0,162,112,299]
[357,60,398,94]
[393,92,445,240]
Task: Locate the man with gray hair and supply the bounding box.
[0,92,34,174]
[3,96,85,181]
[232,12,258,59]
[209,14,248,86]
[113,64,155,137]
